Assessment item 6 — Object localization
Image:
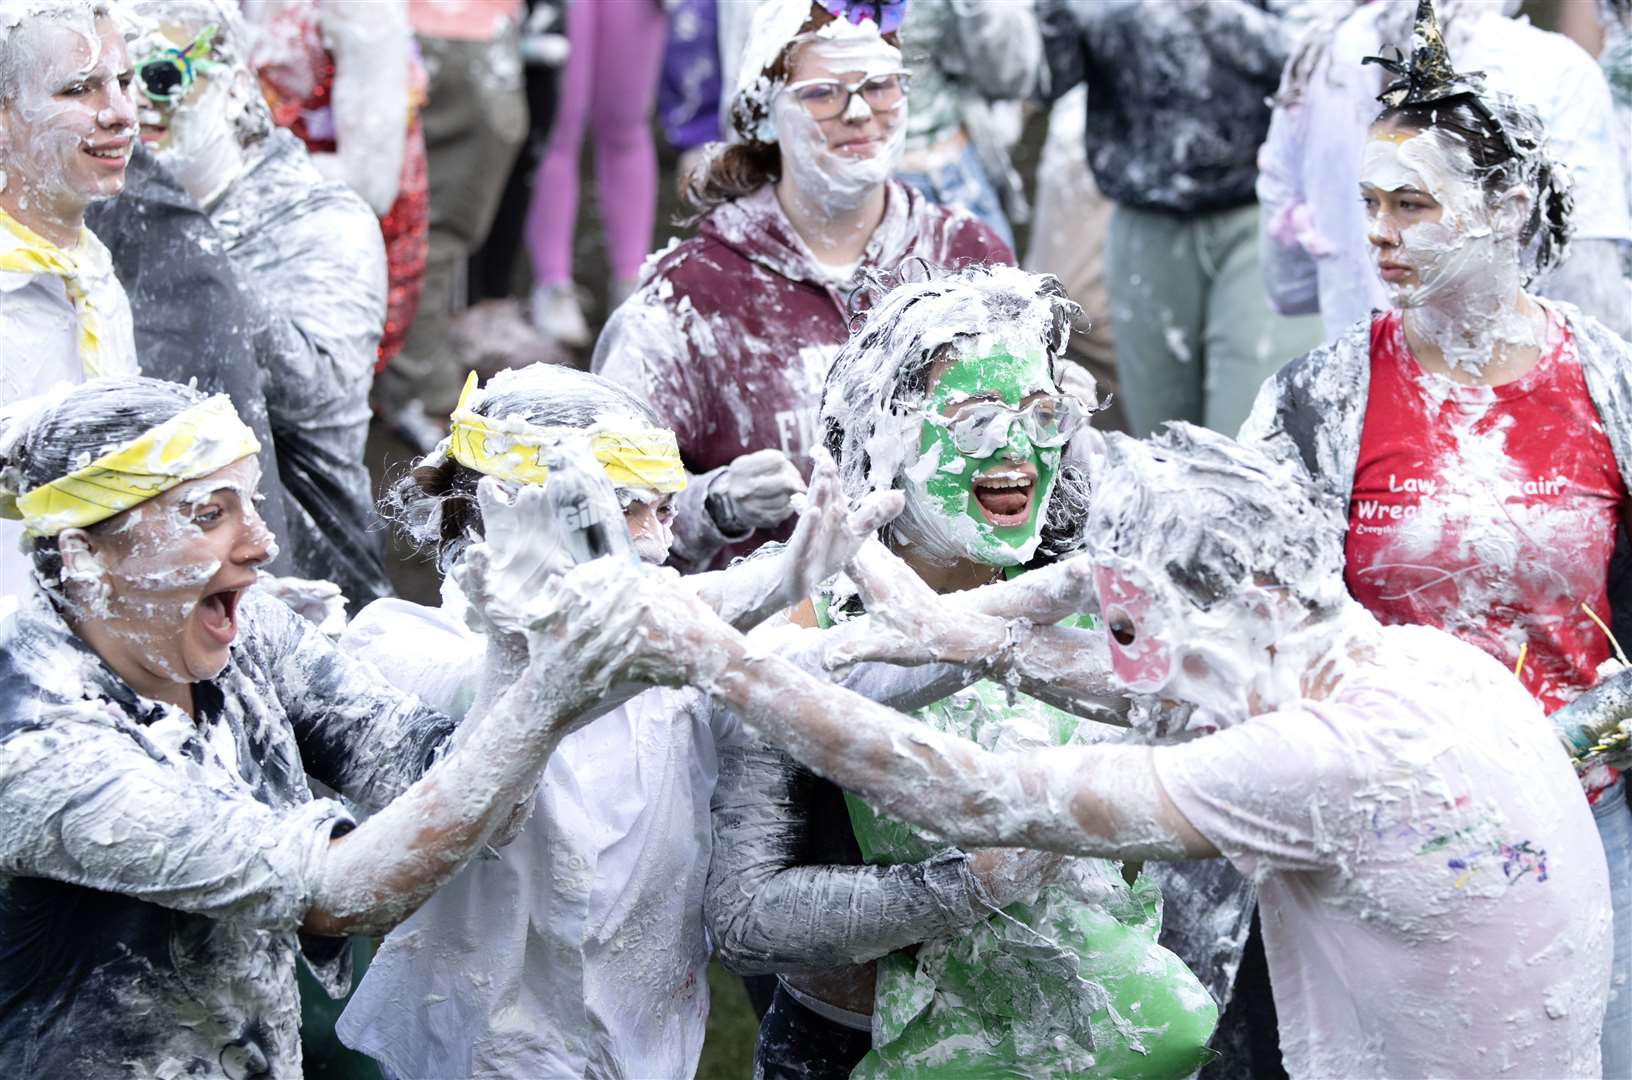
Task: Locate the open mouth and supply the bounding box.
[971,468,1035,527]
[83,141,131,163]
[196,587,244,646]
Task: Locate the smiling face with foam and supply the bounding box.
[770,22,906,214]
[0,8,136,229]
[897,338,1062,567]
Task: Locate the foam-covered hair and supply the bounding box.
[0,376,206,590]
[0,0,112,106]
[819,263,1089,560]
[388,364,667,572]
[1087,424,1348,614]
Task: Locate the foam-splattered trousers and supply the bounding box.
[1596,776,1631,1079]
[1105,200,1323,438]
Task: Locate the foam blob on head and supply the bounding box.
[0,0,135,228]
[820,264,1091,568]
[1085,424,1348,726]
[392,364,682,573]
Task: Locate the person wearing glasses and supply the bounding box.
[704,265,1217,1079]
[594,0,1011,577]
[124,0,392,614]
[0,0,140,605]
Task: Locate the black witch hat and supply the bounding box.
[1362,0,1488,106]
[1362,0,1520,155]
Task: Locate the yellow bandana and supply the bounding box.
[0,207,109,377]
[446,372,686,494]
[8,395,262,537]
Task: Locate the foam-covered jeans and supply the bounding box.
[1596,776,1631,1079]
[897,142,1015,252]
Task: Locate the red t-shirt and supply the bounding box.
[1345,309,1626,716]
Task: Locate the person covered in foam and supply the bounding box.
[593,0,1010,575]
[0,0,139,602]
[0,376,638,1077]
[703,264,1217,1078]
[333,363,899,1079]
[1259,0,1631,341]
[1243,3,1632,1067]
[525,421,1613,1080]
[122,0,392,612]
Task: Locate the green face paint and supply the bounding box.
[911,340,1061,566]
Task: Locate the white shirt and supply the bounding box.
[0,227,138,604]
[335,584,745,1079]
[1257,5,1632,339]
[1154,621,1611,1079]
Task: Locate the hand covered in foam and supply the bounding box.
[967,846,1066,907]
[824,539,1016,673]
[708,448,806,534]
[518,556,728,720]
[779,449,904,598]
[453,477,575,638]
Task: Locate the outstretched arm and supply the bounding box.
[821,541,1130,724]
[304,477,641,935]
[705,740,1060,975]
[706,629,1213,861]
[535,558,1216,863]
[686,451,902,630]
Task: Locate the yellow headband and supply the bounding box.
[8,395,261,537]
[446,372,687,494]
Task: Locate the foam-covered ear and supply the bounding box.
[57,527,108,596]
[1488,184,1533,243]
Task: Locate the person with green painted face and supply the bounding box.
[703,264,1217,1078]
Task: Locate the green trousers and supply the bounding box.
[375,33,528,416]
[1105,201,1322,437]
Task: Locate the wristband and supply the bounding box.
[705,487,752,540]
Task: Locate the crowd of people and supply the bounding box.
[0,0,1629,1078]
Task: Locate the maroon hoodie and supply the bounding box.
[593,180,1012,571]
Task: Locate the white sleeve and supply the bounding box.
[1256,99,1323,317]
[316,0,410,216]
[340,598,485,721]
[1152,703,1365,878]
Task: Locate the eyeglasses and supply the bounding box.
[935,394,1092,458]
[782,72,910,122]
[134,25,220,105]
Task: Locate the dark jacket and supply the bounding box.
[85,147,294,577]
[1038,0,1297,213]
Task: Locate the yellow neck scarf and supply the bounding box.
[0,207,108,377]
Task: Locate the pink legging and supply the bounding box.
[525,0,668,286]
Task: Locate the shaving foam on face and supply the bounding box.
[894,339,1061,568]
[145,42,246,208]
[0,7,134,224]
[771,35,905,216]
[1361,127,1536,375]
